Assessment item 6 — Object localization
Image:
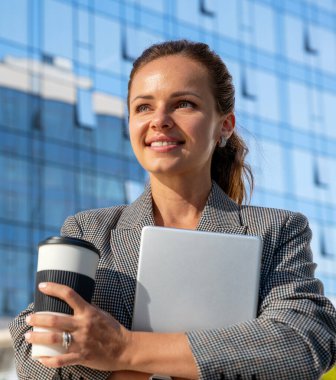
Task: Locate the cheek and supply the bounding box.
[129,119,143,142]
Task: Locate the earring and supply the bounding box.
[218,136,227,148]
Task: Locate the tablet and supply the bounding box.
[132,226,262,332]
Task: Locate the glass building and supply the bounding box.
[0,0,335,319]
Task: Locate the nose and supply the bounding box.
[149,109,174,130]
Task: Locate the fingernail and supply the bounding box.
[25,316,31,324]
[24,332,31,340]
[38,282,47,289]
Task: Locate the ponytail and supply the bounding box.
[211,132,253,205]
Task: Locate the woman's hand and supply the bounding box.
[25,282,132,371]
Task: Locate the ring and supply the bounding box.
[62,331,72,351]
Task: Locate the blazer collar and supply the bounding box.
[111,182,247,319]
[116,181,246,231]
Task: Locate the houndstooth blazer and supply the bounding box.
[9,182,336,380]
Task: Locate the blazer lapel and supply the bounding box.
[196,182,247,235]
[111,182,247,319]
[111,184,155,319]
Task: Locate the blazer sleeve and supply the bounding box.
[8,215,112,380]
[186,212,336,380]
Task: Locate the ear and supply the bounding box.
[219,112,235,139]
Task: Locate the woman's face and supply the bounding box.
[128,55,234,180]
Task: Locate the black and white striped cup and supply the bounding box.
[32,236,100,358]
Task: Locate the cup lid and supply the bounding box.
[38,236,100,257]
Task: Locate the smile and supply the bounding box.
[150,141,182,147]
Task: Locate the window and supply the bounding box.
[76,88,97,129]
[287,80,310,132]
[77,170,97,210]
[137,0,166,14]
[43,165,76,228]
[215,0,239,40]
[284,15,306,64]
[94,15,122,74]
[139,8,165,34]
[200,0,216,17]
[305,0,336,13]
[96,115,124,154]
[44,0,73,59]
[0,155,29,222]
[309,222,335,276]
[253,3,276,54]
[256,70,280,123]
[0,87,31,131]
[123,26,163,61]
[42,99,75,142]
[0,223,29,248]
[317,27,336,75]
[323,91,336,139]
[249,139,286,194]
[175,0,200,27]
[0,245,32,315]
[238,66,257,116]
[79,172,125,208]
[94,0,120,16]
[43,140,75,167]
[175,0,238,37]
[77,9,90,45]
[239,0,253,42]
[238,67,280,123]
[292,149,329,202]
[320,225,336,261]
[96,175,125,207]
[303,24,319,56]
[125,180,145,203]
[315,155,336,206]
[0,0,28,45]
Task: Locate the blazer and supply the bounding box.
[9,182,336,380]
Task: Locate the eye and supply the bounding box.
[176,100,195,109]
[136,104,150,113]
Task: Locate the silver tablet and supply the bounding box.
[132,226,262,332]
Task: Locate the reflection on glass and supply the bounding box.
[44,0,73,59]
[124,26,163,60]
[76,88,97,129]
[94,15,121,73]
[77,8,90,44]
[0,0,28,45]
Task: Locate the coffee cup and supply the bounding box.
[32,236,100,358]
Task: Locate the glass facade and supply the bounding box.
[0,0,335,317]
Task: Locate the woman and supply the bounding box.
[10,40,336,380]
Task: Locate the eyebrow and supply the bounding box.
[130,91,202,104]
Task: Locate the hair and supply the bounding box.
[127,40,254,205]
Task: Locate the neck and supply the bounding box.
[149,174,212,230]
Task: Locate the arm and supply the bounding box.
[13,212,336,379]
[114,213,336,379]
[185,212,336,379]
[9,216,113,380]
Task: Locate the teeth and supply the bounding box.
[151,141,179,147]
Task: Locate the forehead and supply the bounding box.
[130,55,211,94]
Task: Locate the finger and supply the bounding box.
[38,282,87,313]
[24,331,63,346]
[38,352,82,368]
[26,313,75,331]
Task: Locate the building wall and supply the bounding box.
[0,0,335,318]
